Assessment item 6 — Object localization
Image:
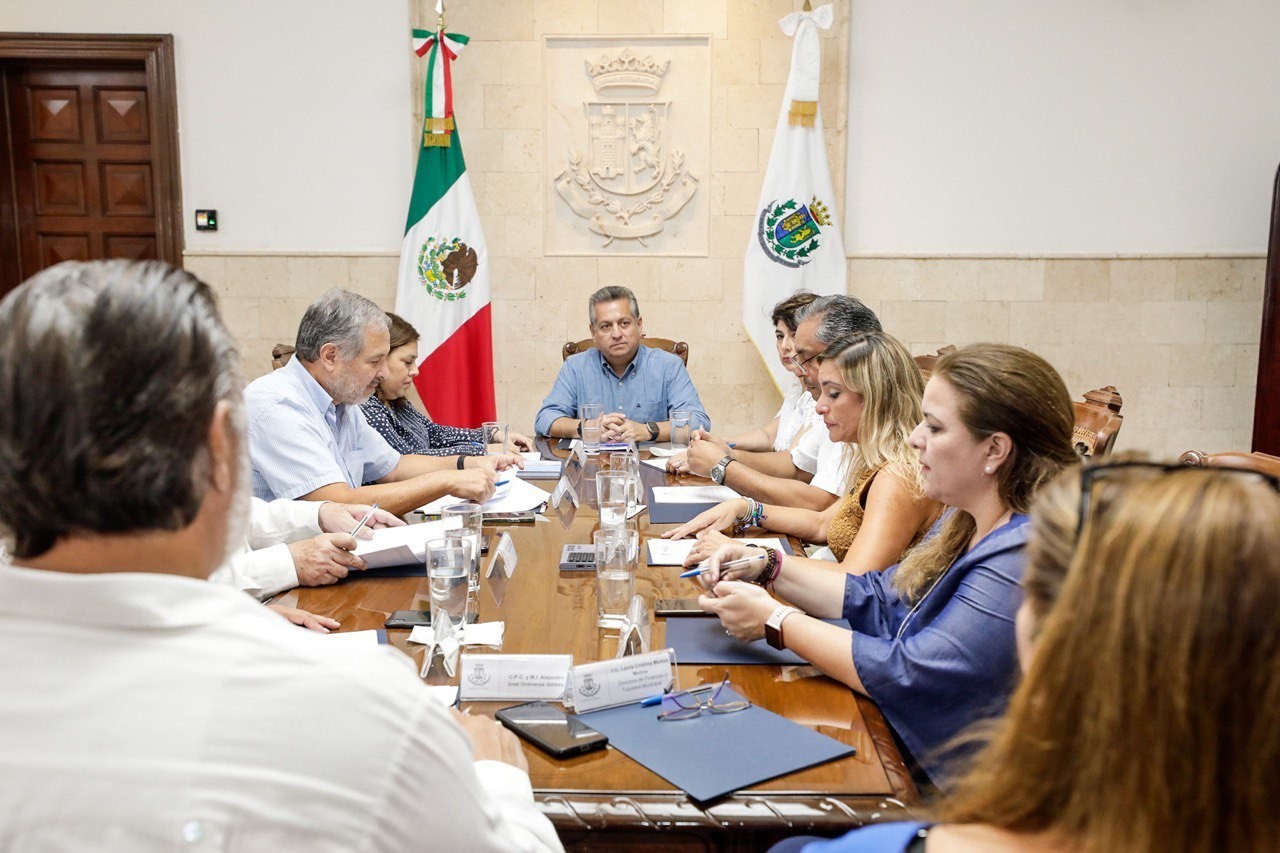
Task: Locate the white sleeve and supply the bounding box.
[790,424,824,475]
[246,497,323,548]
[209,544,300,600]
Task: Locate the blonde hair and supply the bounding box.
[892,344,1077,602]
[941,463,1280,852]
[816,331,925,496]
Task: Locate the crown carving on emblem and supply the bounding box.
[810,196,831,226]
[585,49,670,94]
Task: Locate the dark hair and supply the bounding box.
[294,288,389,361]
[588,285,640,326]
[795,294,882,344]
[386,312,421,350]
[770,291,819,331]
[0,260,241,558]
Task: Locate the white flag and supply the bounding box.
[743,3,846,392]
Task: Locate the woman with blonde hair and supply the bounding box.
[667,331,942,575]
[789,460,1280,852]
[697,344,1078,785]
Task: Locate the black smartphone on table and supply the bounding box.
[495,701,608,758]
[654,598,710,617]
[384,610,479,629]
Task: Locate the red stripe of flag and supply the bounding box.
[414,302,496,428]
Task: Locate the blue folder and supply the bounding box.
[577,684,855,802]
[645,483,720,524]
[663,616,846,665]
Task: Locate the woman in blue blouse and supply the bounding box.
[697,344,1078,786]
[360,313,534,457]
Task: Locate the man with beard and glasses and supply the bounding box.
[244,288,522,516]
[0,260,562,851]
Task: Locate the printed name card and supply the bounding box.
[486,531,517,578]
[568,649,676,713]
[458,654,572,702]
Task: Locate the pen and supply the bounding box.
[678,553,765,579]
[349,503,378,538]
[640,682,719,707]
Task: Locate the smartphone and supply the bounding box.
[384,610,478,629]
[485,511,538,523]
[496,701,608,759]
[559,543,596,571]
[654,598,711,617]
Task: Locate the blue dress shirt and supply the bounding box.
[533,345,710,436]
[245,357,400,500]
[844,514,1030,786]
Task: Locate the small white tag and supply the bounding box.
[568,649,676,713]
[486,531,517,578]
[551,471,579,508]
[458,653,572,701]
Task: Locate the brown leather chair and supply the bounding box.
[1178,449,1280,479]
[271,343,295,370]
[562,337,689,366]
[913,345,956,381]
[1072,386,1124,459]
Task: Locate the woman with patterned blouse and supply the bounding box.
[359,313,534,459]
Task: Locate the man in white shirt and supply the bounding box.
[682,295,879,510]
[0,260,562,852]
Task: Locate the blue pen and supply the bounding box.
[640,682,718,707]
[678,553,764,579]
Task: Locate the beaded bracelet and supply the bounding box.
[750,547,782,589]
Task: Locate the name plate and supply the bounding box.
[486,531,517,578]
[458,653,572,702]
[550,472,579,508]
[568,649,676,713]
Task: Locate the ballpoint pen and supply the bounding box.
[678,552,766,579]
[640,681,719,707]
[349,503,378,537]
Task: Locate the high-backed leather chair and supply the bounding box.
[913,345,956,381]
[1178,449,1280,479]
[1072,386,1124,459]
[271,343,295,370]
[562,337,689,366]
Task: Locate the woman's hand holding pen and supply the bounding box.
[685,542,768,589]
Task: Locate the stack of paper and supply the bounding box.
[352,520,448,569]
[647,537,791,566]
[417,477,549,515]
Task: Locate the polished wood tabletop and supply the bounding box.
[277,444,919,850]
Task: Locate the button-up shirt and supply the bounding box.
[534,345,710,436]
[0,563,562,851]
[245,356,400,500]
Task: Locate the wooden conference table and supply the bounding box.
[275,441,920,851]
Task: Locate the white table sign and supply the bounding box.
[486,531,517,578]
[567,649,676,713]
[458,654,573,702]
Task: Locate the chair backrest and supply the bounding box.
[271,343,295,370]
[1178,449,1280,478]
[1072,385,1124,459]
[913,345,956,381]
[562,337,689,366]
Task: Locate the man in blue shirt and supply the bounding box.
[534,286,710,440]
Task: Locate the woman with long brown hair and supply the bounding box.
[790,460,1280,852]
[697,344,1078,785]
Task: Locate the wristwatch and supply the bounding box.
[646,421,659,441]
[710,455,734,485]
[765,605,801,650]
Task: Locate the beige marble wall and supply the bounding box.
[181,0,1265,464]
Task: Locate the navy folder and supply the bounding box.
[577,684,855,802]
[645,483,720,524]
[663,616,846,665]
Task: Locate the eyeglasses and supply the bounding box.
[784,348,825,370]
[1077,460,1280,538]
[657,672,751,721]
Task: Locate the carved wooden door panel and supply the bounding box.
[3,64,159,297]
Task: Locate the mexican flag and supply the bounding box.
[395,25,495,427]
[743,3,847,393]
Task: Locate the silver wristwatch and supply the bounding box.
[710,455,734,485]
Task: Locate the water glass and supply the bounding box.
[580,402,604,454]
[441,502,483,593]
[670,410,692,450]
[594,528,638,629]
[482,421,508,456]
[426,539,471,632]
[596,470,630,530]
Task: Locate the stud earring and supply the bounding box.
[984,466,993,475]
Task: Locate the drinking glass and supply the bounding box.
[670,410,692,450]
[441,502,483,593]
[580,403,604,454]
[594,528,638,629]
[482,421,508,456]
[596,470,630,530]
[426,539,471,632]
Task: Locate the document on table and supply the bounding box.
[651,486,739,503]
[417,476,549,515]
[352,520,447,569]
[323,629,388,649]
[647,537,792,566]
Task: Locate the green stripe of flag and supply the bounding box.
[404,125,468,234]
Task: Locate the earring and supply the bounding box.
[984,466,993,475]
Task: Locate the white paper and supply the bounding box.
[647,537,789,566]
[417,476,549,515]
[647,443,681,457]
[518,459,563,479]
[520,451,543,463]
[427,685,459,707]
[352,520,447,569]
[651,485,739,504]
[486,531,517,578]
[323,629,383,649]
[408,621,505,647]
[568,649,675,713]
[458,654,572,701]
[641,457,669,471]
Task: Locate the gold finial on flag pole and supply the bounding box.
[436,0,446,30]
[802,0,812,10]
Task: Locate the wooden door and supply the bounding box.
[0,35,182,302]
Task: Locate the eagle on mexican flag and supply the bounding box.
[394,23,495,427]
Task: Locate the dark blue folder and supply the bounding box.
[577,685,854,802]
[663,616,846,665]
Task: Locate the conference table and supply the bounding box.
[273,441,920,851]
